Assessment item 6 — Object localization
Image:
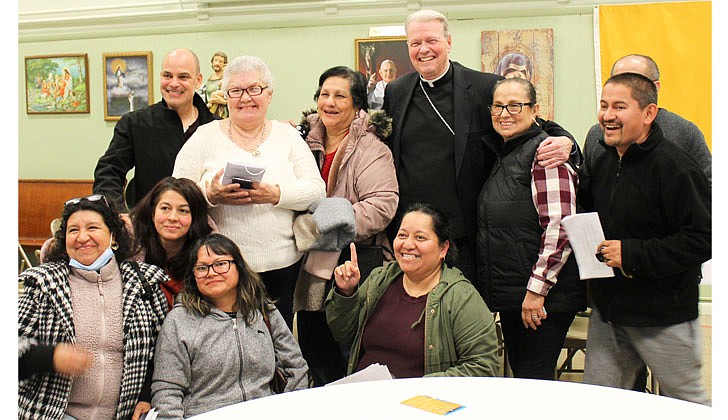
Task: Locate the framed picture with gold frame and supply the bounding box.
[24,54,90,114]
[354,36,414,84]
[102,51,154,121]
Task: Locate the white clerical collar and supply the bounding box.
[420,61,451,87]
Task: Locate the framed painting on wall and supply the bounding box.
[103,51,154,121]
[354,36,415,86]
[24,54,89,114]
[481,29,554,120]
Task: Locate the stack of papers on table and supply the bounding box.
[326,363,393,386]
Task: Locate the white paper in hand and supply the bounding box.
[140,408,158,420]
[222,161,266,185]
[562,212,614,279]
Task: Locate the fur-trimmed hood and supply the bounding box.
[298,108,392,141]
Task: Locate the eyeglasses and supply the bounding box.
[488,102,534,116]
[226,85,267,98]
[64,194,109,208]
[193,260,235,278]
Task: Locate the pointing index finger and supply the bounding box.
[349,242,358,266]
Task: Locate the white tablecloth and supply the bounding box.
[189,377,711,419]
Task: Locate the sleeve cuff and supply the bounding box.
[527,276,551,297]
[19,344,55,380]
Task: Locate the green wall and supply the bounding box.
[18,12,595,180]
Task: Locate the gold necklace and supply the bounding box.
[402,275,439,297]
[228,120,267,157]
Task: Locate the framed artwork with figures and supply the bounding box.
[24,54,89,114]
[481,29,554,120]
[103,51,154,121]
[354,36,414,86]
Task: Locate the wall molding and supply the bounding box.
[18,0,662,42]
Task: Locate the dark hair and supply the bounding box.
[46,195,133,263]
[495,52,533,81]
[399,202,458,267]
[130,177,213,281]
[605,72,658,109]
[313,66,369,111]
[493,77,537,104]
[181,234,272,322]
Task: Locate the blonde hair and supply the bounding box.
[405,9,449,37]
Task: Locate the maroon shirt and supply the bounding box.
[355,275,427,378]
[160,275,183,310]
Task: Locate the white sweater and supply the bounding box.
[173,120,325,272]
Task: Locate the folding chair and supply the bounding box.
[556,310,590,379]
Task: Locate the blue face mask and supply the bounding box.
[69,239,115,272]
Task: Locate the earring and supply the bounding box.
[111,241,119,251]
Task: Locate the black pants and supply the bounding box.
[296,310,347,386]
[259,258,302,331]
[499,310,577,380]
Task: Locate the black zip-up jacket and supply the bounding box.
[93,93,218,210]
[579,124,711,327]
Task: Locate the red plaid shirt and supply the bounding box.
[528,159,578,296]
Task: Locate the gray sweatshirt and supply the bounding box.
[151,304,309,419]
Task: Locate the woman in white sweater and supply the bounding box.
[173,55,325,329]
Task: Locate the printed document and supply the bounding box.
[562,212,614,279]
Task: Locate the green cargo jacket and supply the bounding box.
[325,261,499,377]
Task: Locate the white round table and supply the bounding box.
[189,377,711,419]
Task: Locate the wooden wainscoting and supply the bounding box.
[18,179,94,247]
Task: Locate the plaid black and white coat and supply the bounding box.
[18,260,169,420]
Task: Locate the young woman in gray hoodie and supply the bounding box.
[151,234,309,418]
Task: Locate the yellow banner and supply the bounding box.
[599,2,711,149]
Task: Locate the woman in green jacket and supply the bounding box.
[326,203,499,378]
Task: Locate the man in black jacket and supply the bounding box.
[580,72,711,405]
[93,48,218,211]
[383,9,578,280]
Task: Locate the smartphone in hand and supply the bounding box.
[231,177,254,189]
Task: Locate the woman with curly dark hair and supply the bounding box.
[19,194,169,420]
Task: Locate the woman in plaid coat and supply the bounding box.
[18,195,168,420]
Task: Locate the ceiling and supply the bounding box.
[18,0,689,42]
